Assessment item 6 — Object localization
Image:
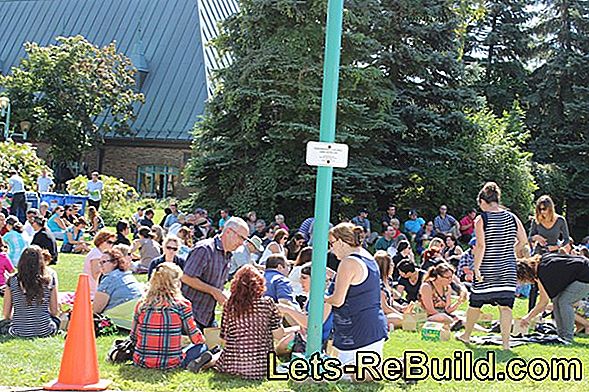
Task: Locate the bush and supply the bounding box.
[66,174,139,226]
[0,141,51,189]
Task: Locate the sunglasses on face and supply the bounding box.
[100,258,114,265]
[166,246,178,251]
[106,240,115,245]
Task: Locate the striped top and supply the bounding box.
[471,210,517,298]
[8,275,57,338]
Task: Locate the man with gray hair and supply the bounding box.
[181,216,250,330]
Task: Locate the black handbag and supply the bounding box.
[107,338,135,363]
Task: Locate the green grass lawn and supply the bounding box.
[1,253,589,391]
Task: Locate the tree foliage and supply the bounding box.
[464,0,533,114]
[67,174,138,225]
[0,35,144,163]
[0,141,51,189]
[185,0,540,224]
[526,0,589,234]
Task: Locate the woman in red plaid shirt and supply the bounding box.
[131,262,207,369]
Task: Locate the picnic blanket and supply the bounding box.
[470,333,569,347]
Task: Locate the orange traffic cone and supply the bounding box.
[45,274,111,391]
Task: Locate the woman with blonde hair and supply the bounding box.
[529,195,571,255]
[325,223,388,368]
[131,262,206,370]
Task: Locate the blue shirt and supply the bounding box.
[264,269,295,304]
[404,217,425,234]
[97,269,142,311]
[434,214,457,234]
[163,213,180,229]
[3,230,28,266]
[62,226,83,246]
[47,214,63,234]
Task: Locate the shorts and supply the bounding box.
[336,338,385,366]
[469,296,514,309]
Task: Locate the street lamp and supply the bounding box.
[0,96,10,140]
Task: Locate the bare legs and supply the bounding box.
[457,306,480,343]
[499,306,512,350]
[458,306,511,350]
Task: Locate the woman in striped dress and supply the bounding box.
[457,182,528,350]
[2,246,60,338]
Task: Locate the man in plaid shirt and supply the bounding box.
[181,217,251,330]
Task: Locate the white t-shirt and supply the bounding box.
[9,175,25,194]
[87,180,104,201]
[37,176,54,193]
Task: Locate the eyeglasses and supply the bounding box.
[166,246,178,251]
[229,227,248,242]
[100,258,114,265]
[441,274,453,280]
[106,240,115,245]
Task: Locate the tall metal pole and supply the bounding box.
[305,0,344,357]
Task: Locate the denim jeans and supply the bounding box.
[180,343,208,368]
[552,281,589,342]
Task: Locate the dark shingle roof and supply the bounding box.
[0,0,237,142]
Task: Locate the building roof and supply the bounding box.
[0,0,237,142]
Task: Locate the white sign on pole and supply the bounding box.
[306,141,349,168]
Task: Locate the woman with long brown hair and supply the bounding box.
[131,262,206,370]
[211,264,285,379]
[529,195,571,255]
[374,250,403,329]
[2,246,59,337]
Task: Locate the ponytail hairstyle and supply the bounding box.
[423,262,455,283]
[477,182,502,205]
[329,222,363,247]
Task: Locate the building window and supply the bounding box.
[137,165,179,198]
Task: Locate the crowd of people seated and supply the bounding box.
[0,192,588,381]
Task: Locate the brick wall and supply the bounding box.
[99,144,193,198]
[32,141,194,198]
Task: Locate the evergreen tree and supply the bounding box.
[527,0,589,237]
[185,0,399,222]
[370,0,479,216]
[465,0,533,114]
